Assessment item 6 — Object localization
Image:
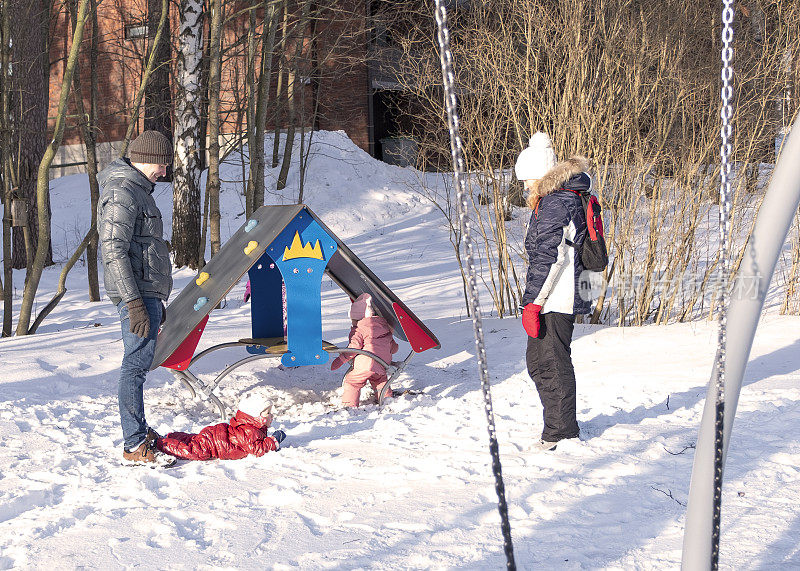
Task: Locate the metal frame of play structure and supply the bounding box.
[150,205,440,420]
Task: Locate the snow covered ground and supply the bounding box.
[1,131,799,569]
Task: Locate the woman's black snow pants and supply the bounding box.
[525,312,580,442]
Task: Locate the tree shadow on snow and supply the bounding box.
[580,336,800,440]
[484,402,800,567]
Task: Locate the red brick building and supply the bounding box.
[48,0,383,177]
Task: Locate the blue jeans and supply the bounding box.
[117,297,163,451]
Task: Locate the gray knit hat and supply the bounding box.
[129,130,173,165]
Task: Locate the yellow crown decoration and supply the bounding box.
[283,231,323,261]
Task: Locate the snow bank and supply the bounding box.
[1,131,799,568]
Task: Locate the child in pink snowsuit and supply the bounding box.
[331,293,399,407]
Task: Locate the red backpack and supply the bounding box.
[565,189,608,272]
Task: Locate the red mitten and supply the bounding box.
[330,355,346,370]
[522,304,542,338]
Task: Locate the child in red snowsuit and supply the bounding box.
[331,293,399,407]
[156,394,285,460]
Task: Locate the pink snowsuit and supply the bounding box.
[331,316,399,406]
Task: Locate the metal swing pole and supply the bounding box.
[682,3,800,567]
[432,1,515,568]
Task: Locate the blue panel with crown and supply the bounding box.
[266,208,338,366]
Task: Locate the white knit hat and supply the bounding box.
[238,393,271,418]
[514,132,557,181]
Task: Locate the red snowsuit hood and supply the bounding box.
[157,410,279,461]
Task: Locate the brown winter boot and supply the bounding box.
[122,428,176,467]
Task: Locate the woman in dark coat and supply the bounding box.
[516,132,592,451]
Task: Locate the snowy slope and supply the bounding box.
[1,131,799,569]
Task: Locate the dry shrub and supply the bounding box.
[376,0,800,323]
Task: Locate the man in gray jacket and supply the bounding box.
[97,130,175,466]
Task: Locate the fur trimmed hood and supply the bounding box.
[526,156,591,209]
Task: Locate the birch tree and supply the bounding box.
[172,0,204,269]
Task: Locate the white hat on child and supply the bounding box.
[349,293,375,320]
[514,132,557,181]
[238,393,271,418]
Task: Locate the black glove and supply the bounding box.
[160,301,167,326]
[126,298,150,338]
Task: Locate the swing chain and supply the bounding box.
[713,0,735,568]
[432,1,515,568]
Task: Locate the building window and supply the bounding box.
[125,24,148,40]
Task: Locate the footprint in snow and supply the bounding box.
[296,511,332,536]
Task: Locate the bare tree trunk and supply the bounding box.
[86,0,100,300]
[297,3,322,204]
[277,1,309,192]
[196,10,211,263]
[244,3,258,217]
[1,0,12,335]
[272,0,288,169]
[28,222,96,334]
[198,29,210,175]
[250,0,279,211]
[229,57,247,202]
[16,0,91,336]
[206,0,224,258]
[10,0,49,270]
[144,0,172,137]
[68,0,100,301]
[172,0,204,269]
[200,177,210,265]
[298,60,322,204]
[276,75,297,192]
[118,0,170,157]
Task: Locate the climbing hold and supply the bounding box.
[245,220,258,232]
[195,272,210,286]
[244,241,258,255]
[194,297,209,311]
